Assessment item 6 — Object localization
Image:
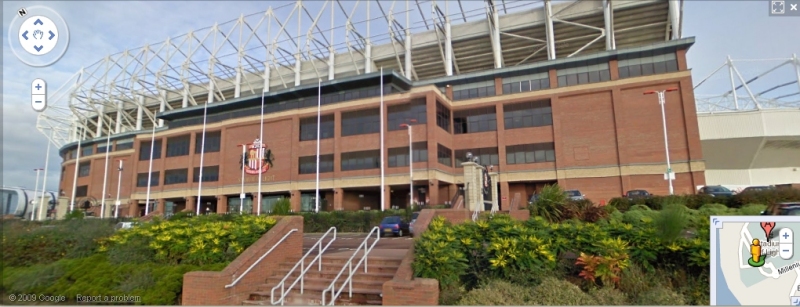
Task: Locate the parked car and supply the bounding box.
[761,202,800,216]
[380,216,410,237]
[698,185,734,198]
[408,212,420,235]
[114,221,137,231]
[625,190,651,201]
[564,190,585,201]
[741,186,774,193]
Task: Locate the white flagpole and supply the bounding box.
[257,91,265,216]
[380,67,385,212]
[240,144,246,214]
[70,126,86,212]
[197,102,209,215]
[38,134,52,221]
[100,127,112,218]
[145,115,156,216]
[115,159,123,218]
[315,79,321,213]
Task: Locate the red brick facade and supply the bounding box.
[58,48,705,218]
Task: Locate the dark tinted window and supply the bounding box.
[506,143,556,164]
[437,144,452,167]
[452,85,496,101]
[342,108,380,136]
[193,166,219,182]
[75,185,88,197]
[139,140,162,160]
[166,135,191,157]
[455,147,500,168]
[388,142,428,167]
[78,162,91,177]
[136,172,160,187]
[195,131,221,153]
[299,154,334,174]
[436,101,451,133]
[300,114,335,141]
[164,169,189,185]
[503,100,552,129]
[388,99,427,130]
[340,150,381,171]
[453,106,497,134]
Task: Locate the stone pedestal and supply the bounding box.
[460,162,499,213]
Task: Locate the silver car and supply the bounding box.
[564,190,585,201]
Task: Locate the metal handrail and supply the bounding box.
[271,227,337,305]
[321,226,381,306]
[225,228,298,288]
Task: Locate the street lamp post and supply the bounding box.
[32,168,43,221]
[644,87,679,195]
[400,119,417,210]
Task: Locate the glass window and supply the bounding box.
[139,140,163,160]
[342,108,380,137]
[504,100,552,130]
[340,150,381,171]
[136,172,160,187]
[299,154,334,174]
[193,166,219,182]
[81,146,93,157]
[300,114,335,141]
[195,131,221,153]
[436,101,451,133]
[97,144,111,154]
[455,147,499,168]
[506,143,556,164]
[164,168,189,185]
[388,99,428,131]
[453,106,497,134]
[437,144,452,167]
[78,162,91,177]
[166,135,191,157]
[75,186,88,197]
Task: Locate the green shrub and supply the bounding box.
[2,219,116,266]
[529,184,567,222]
[728,188,800,208]
[654,203,688,243]
[456,279,532,305]
[64,210,85,220]
[272,198,292,215]
[635,288,687,305]
[739,203,767,215]
[107,236,156,265]
[607,197,632,212]
[300,209,411,233]
[698,203,731,216]
[589,287,630,305]
[168,211,193,221]
[529,277,596,305]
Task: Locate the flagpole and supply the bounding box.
[32,168,42,221]
[257,91,265,216]
[115,159,123,218]
[197,102,209,215]
[240,144,246,214]
[380,67,385,212]
[38,133,52,221]
[315,79,321,213]
[100,126,112,218]
[145,114,156,216]
[70,126,86,212]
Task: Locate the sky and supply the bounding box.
[2,0,799,194]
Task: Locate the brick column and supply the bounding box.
[384,185,392,210]
[334,188,344,210]
[128,199,139,217]
[157,198,166,215]
[186,196,196,213]
[290,190,302,213]
[217,195,228,214]
[428,179,439,206]
[252,194,261,214]
[500,181,510,210]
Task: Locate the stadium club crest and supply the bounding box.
[240,138,275,175]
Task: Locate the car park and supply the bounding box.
[698,185,734,197]
[625,189,652,201]
[380,216,410,237]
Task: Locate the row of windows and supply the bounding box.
[299,154,335,174]
[170,85,394,129]
[504,100,553,130]
[387,99,427,130]
[453,106,498,134]
[502,78,550,95]
[454,147,500,167]
[136,166,220,187]
[388,142,428,167]
[506,143,556,164]
[138,131,222,161]
[452,85,496,101]
[299,115,335,141]
[436,102,451,132]
[341,108,381,137]
[437,144,453,167]
[618,60,679,79]
[341,150,381,171]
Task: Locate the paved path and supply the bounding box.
[302,233,413,253]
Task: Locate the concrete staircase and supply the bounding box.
[243,252,402,306]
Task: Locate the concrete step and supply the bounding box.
[282,256,403,267]
[263,276,387,291]
[276,262,401,275]
[247,287,382,305]
[253,283,383,297]
[268,269,395,283]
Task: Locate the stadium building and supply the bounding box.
[40,0,706,217]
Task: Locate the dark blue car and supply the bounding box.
[380,216,409,237]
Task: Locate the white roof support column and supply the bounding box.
[96,102,105,137]
[234,67,242,98]
[487,0,503,69]
[444,18,453,76]
[115,102,122,133]
[136,96,144,130]
[727,56,739,110]
[207,59,216,104]
[603,0,616,50]
[404,1,413,80]
[364,0,373,74]
[159,90,167,127]
[668,0,681,40]
[181,88,189,108]
[295,1,303,86]
[544,0,556,60]
[793,54,800,94]
[328,0,335,81]
[264,62,271,92]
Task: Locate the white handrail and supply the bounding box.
[322,226,381,306]
[271,227,337,305]
[225,228,298,288]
